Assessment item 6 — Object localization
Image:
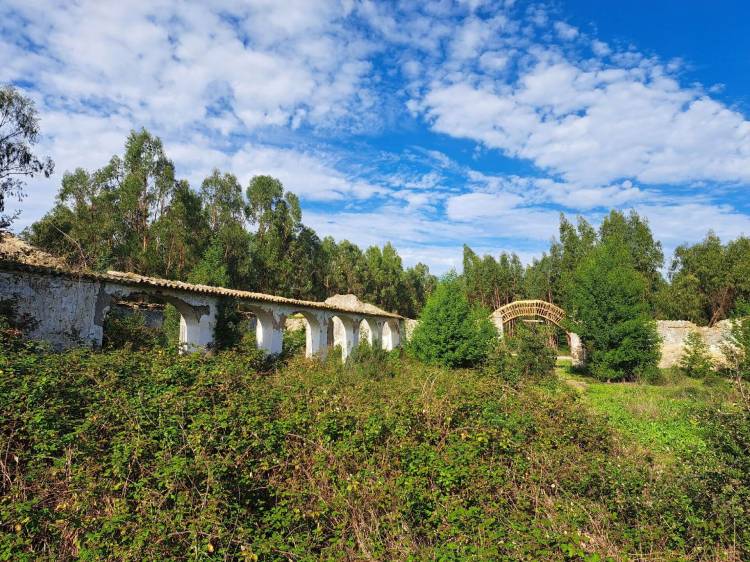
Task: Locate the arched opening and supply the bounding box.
[359,317,381,348]
[382,318,400,351]
[100,290,216,353]
[100,294,166,350]
[492,300,584,366]
[326,314,358,361]
[284,311,325,358]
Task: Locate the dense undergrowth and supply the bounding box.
[1,335,749,560]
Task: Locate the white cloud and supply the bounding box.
[554,21,579,40]
[446,192,524,220]
[414,18,750,188]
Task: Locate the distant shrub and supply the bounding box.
[679,330,714,378]
[409,274,496,368]
[483,339,517,383]
[347,340,397,380]
[484,324,556,383]
[722,316,750,381]
[567,240,661,381]
[282,326,307,357]
[511,323,557,381]
[102,309,164,350]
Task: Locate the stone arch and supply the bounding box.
[244,305,285,355]
[359,317,383,348]
[285,310,329,358]
[100,286,217,353]
[381,318,401,351]
[326,314,359,361]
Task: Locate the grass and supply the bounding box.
[556,361,733,464]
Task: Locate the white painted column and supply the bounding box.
[332,315,359,361]
[254,309,284,355]
[382,319,400,351]
[177,299,218,353]
[304,312,329,359]
[363,318,384,347]
[569,332,585,367]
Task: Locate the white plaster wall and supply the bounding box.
[657,320,732,368]
[0,271,103,350]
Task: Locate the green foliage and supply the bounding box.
[482,339,518,383]
[0,85,54,229]
[25,129,435,315]
[511,323,557,381]
[567,240,661,381]
[462,245,525,310]
[1,343,747,559]
[346,340,399,380]
[679,331,714,378]
[410,275,496,368]
[484,324,556,384]
[694,397,750,553]
[102,309,164,351]
[663,232,750,325]
[282,326,307,357]
[721,316,750,380]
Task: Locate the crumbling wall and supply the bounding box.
[657,320,732,368]
[0,270,104,350]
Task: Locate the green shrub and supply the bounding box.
[1,338,747,559]
[722,316,750,380]
[282,325,307,357]
[567,240,661,381]
[484,324,556,384]
[483,339,517,383]
[688,398,750,554]
[679,330,714,378]
[347,340,397,380]
[102,308,165,350]
[511,323,557,381]
[409,274,496,368]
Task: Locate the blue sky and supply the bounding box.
[3,0,750,273]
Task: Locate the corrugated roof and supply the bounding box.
[0,259,402,319]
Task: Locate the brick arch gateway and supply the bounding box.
[491,300,585,367]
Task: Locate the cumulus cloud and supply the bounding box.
[415,32,750,187]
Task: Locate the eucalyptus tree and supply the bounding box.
[0,85,54,229]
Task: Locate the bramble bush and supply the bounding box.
[102,309,165,351]
[1,327,748,560]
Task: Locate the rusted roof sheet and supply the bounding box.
[0,259,403,319]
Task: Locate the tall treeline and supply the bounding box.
[24,129,436,317]
[462,211,750,326]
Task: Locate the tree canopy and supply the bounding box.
[0,86,54,229]
[24,129,436,317]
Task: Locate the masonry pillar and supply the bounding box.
[363,318,384,347]
[172,298,218,353]
[304,312,329,359]
[332,315,359,361]
[382,319,400,351]
[569,332,585,368]
[254,308,284,355]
